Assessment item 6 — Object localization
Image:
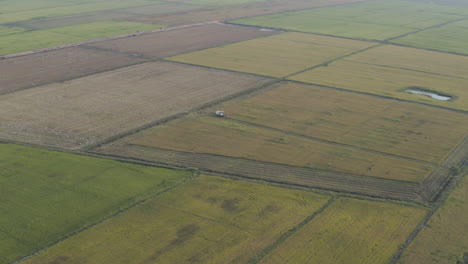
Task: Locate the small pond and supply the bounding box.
[405,88,452,101]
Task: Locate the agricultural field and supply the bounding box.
[258,198,428,264]
[0,61,271,149]
[0,0,161,24]
[399,173,468,264]
[222,82,468,163]
[290,45,468,111]
[1,0,467,263]
[0,21,164,56]
[12,3,209,30]
[232,0,468,40]
[392,19,468,55]
[87,23,278,59]
[0,143,190,264]
[0,47,146,95]
[18,176,331,264]
[0,26,27,36]
[133,0,370,26]
[128,115,435,182]
[168,32,375,77]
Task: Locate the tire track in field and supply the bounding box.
[225,117,437,166]
[99,144,421,202]
[420,136,468,202]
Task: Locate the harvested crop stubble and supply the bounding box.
[0,143,189,264]
[131,116,435,182]
[290,45,468,110]
[399,173,468,264]
[0,61,271,149]
[0,46,146,95]
[18,176,330,264]
[223,82,468,163]
[168,32,374,77]
[87,23,278,58]
[233,0,468,40]
[260,198,427,264]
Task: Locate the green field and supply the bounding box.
[0,0,161,24]
[259,198,427,264]
[398,173,468,264]
[0,26,28,36]
[0,144,189,264]
[392,19,468,55]
[233,0,468,40]
[290,45,468,111]
[19,176,330,264]
[168,32,374,77]
[0,21,163,55]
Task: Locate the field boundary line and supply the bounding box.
[226,117,438,166]
[0,21,221,60]
[390,165,468,264]
[222,0,381,25]
[227,16,468,57]
[383,17,468,42]
[420,136,468,202]
[11,173,199,264]
[247,197,337,264]
[287,80,468,114]
[83,79,279,152]
[342,58,468,80]
[284,43,382,78]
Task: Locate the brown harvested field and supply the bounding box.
[0,61,272,149]
[127,0,368,26]
[129,116,435,182]
[222,82,468,163]
[86,23,279,59]
[0,46,146,95]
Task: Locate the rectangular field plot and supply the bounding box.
[18,176,330,264]
[233,0,468,40]
[0,143,189,264]
[223,82,468,163]
[128,115,435,182]
[259,198,427,264]
[168,32,374,77]
[392,19,468,55]
[0,61,271,149]
[399,173,468,264]
[0,21,163,56]
[0,46,146,95]
[290,45,468,110]
[136,0,367,26]
[87,23,278,59]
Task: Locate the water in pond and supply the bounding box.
[405,89,452,101]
